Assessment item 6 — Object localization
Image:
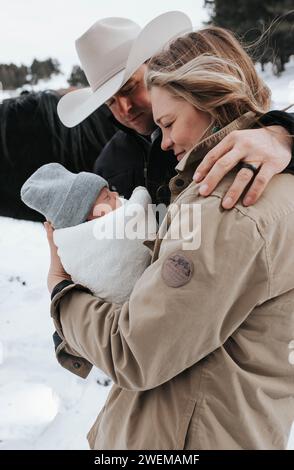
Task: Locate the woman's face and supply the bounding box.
[150,86,212,161]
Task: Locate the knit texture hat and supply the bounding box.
[20,163,108,228]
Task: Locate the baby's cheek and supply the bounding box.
[114,197,122,210]
[93,203,112,217]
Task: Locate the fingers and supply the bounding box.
[193,132,234,182]
[44,221,51,234]
[44,221,55,248]
[191,125,289,209]
[44,221,54,232]
[221,163,274,209]
[197,148,245,197]
[242,164,276,206]
[221,165,259,209]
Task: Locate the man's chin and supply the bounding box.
[131,122,156,136]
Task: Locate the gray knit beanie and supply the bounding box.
[20,163,109,228]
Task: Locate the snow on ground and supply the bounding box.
[0,61,294,450]
[0,217,112,450]
[0,74,69,103]
[257,57,294,110]
[23,74,69,92]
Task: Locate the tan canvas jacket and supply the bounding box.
[50,112,294,449]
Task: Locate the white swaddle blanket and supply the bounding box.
[53,187,156,304]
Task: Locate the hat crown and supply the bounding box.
[76,17,141,91]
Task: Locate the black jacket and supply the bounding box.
[93,110,294,204]
[93,122,178,205]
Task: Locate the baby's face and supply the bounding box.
[87,187,121,220]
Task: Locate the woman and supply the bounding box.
[45,27,294,449]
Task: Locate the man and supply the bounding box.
[58,13,294,209]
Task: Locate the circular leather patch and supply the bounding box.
[161,251,194,288]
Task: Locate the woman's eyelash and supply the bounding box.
[163,122,172,128]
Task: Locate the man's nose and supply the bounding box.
[117,96,132,116]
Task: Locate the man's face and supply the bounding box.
[105,64,156,136]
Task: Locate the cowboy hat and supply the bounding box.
[57,11,192,127]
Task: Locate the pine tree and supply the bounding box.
[204,0,294,75]
[68,65,88,87]
[30,58,61,84]
[0,63,28,89]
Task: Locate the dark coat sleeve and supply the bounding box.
[260,111,294,172]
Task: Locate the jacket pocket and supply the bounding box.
[176,398,197,449]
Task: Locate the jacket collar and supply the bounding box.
[176,111,258,172]
[169,111,260,200]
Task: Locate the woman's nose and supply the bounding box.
[161,134,173,151]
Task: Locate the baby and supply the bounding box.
[21,163,154,304]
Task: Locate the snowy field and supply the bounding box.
[0,218,112,450]
[0,60,294,450]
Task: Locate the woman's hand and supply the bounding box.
[193,125,293,209]
[44,221,71,294]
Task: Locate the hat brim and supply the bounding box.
[58,11,192,128]
[57,69,125,128]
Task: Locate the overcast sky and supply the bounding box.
[0,0,208,76]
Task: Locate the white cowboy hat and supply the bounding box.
[57,11,192,127]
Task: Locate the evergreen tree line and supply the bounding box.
[0,59,88,90]
[204,0,294,75]
[0,58,61,90]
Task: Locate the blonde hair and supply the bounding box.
[146,27,271,128]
